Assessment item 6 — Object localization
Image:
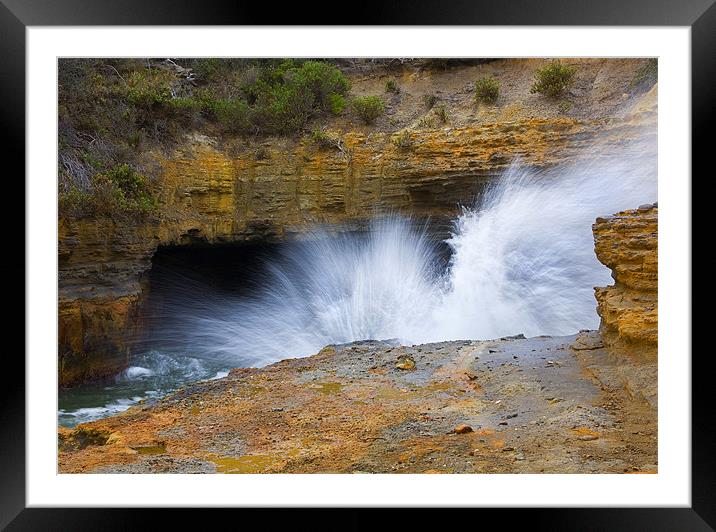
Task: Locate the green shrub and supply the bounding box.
[198,95,251,133]
[237,59,350,133]
[328,93,346,115]
[530,61,577,98]
[351,95,385,124]
[125,70,174,108]
[422,94,438,110]
[104,164,147,196]
[434,104,448,123]
[385,79,400,94]
[392,130,414,151]
[59,166,157,220]
[292,60,351,111]
[254,81,315,133]
[474,75,500,103]
[125,59,352,136]
[96,164,156,216]
[311,128,340,150]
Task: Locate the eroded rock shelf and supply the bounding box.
[58,207,658,474]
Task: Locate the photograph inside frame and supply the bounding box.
[56,57,657,474]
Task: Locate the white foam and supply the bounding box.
[123,366,154,379]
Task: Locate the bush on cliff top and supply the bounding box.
[474,75,500,104]
[530,61,577,99]
[59,164,157,220]
[351,95,385,124]
[58,59,352,220]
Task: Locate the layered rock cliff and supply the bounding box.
[593,204,658,358]
[57,203,659,473]
[57,59,658,386]
[57,118,649,385]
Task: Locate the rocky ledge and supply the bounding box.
[58,333,656,474]
[57,206,658,474]
[593,203,657,358]
[58,70,657,386]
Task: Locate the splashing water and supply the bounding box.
[173,218,444,366]
[59,133,656,426]
[158,137,656,361]
[432,151,657,340]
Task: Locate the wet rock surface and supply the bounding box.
[58,332,657,474]
[57,60,658,385]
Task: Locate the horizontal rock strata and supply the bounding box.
[57,115,655,384]
[593,204,658,358]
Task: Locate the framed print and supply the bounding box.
[6,0,713,528]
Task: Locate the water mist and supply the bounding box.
[59,131,656,427]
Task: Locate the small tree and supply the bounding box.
[530,61,577,99]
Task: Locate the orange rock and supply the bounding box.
[593,206,657,358]
[59,113,649,385]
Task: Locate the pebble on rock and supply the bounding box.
[578,434,599,441]
[453,424,474,434]
[395,355,416,371]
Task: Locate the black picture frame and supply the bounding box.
[5,1,713,528]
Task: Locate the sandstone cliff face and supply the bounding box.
[593,204,658,357]
[57,63,658,385]
[58,218,158,386]
[52,119,563,383]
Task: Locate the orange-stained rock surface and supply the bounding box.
[57,58,658,385]
[58,333,657,474]
[58,295,141,386]
[593,204,657,358]
[57,116,655,385]
[57,204,659,474]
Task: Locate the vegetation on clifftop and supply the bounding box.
[474,75,500,104]
[351,95,386,124]
[58,58,352,220]
[58,58,656,222]
[530,60,577,99]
